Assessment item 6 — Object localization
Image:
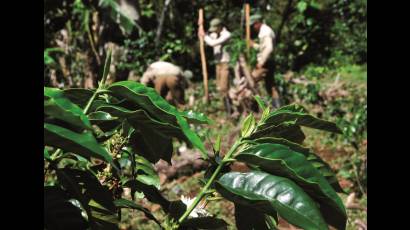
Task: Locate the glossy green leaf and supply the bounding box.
[44,123,113,164]
[241,113,256,138]
[249,123,306,144]
[107,81,207,158]
[57,168,118,229]
[251,137,344,193]
[123,179,171,211]
[176,115,208,159]
[96,105,187,142]
[306,153,345,193]
[236,144,346,229]
[181,217,228,229]
[44,186,88,230]
[88,111,118,121]
[215,171,328,230]
[181,110,212,124]
[235,203,271,230]
[262,110,342,134]
[88,111,121,133]
[56,169,93,227]
[114,198,160,225]
[129,128,173,164]
[44,87,92,130]
[62,88,95,108]
[88,199,119,230]
[59,168,116,212]
[168,200,187,220]
[276,104,309,113]
[108,81,180,126]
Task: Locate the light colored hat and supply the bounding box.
[250,14,263,25]
[209,18,222,32]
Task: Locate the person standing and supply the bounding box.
[250,14,281,108]
[198,18,232,114]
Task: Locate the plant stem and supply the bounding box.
[83,90,99,114]
[178,139,242,224]
[83,50,111,115]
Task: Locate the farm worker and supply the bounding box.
[140,61,192,108]
[249,14,281,108]
[198,18,233,114]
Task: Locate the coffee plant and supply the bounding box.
[44,54,346,229]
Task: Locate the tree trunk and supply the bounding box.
[155,0,172,48]
[276,0,294,44]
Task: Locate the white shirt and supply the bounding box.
[140,61,183,85]
[253,24,275,66]
[204,27,231,63]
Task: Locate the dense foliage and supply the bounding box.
[44,0,367,86]
[44,53,349,230]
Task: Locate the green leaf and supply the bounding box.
[45,87,92,130]
[129,128,173,164]
[181,110,212,124]
[44,186,88,230]
[262,110,342,134]
[216,171,328,230]
[168,200,187,220]
[254,95,267,110]
[99,0,138,35]
[123,180,171,211]
[57,168,118,229]
[96,105,187,142]
[276,104,309,113]
[249,123,306,144]
[88,111,118,121]
[236,144,346,229]
[44,48,64,66]
[44,148,51,161]
[134,155,160,189]
[252,137,344,193]
[215,135,221,153]
[297,1,308,13]
[176,115,208,159]
[241,114,256,138]
[88,199,119,230]
[44,123,113,164]
[88,111,121,133]
[306,153,345,194]
[108,81,207,158]
[180,217,228,229]
[260,107,271,123]
[62,88,96,108]
[59,168,116,212]
[235,203,270,230]
[265,215,278,230]
[56,169,93,227]
[114,198,160,226]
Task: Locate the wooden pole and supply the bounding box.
[245,3,251,52]
[198,8,209,103]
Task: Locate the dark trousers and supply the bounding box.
[263,59,280,100]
